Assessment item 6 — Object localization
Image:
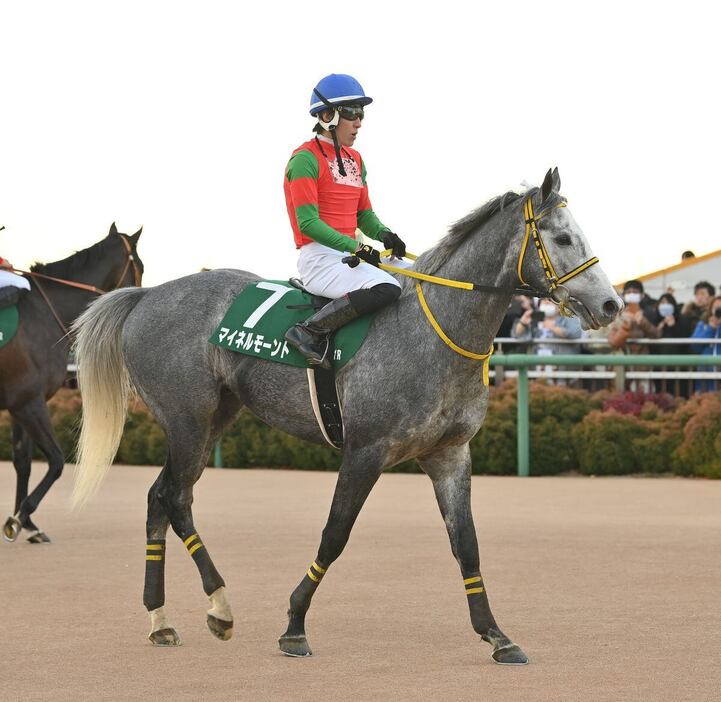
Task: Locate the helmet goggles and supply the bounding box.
[335,104,364,121]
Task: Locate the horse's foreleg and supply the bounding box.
[419,444,528,665]
[279,450,382,657]
[2,401,59,544]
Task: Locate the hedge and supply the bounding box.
[1,386,720,478]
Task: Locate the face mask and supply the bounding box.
[658,303,674,318]
[540,304,557,317]
[624,292,642,304]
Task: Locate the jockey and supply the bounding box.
[283,73,410,369]
[0,230,31,299]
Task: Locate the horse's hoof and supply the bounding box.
[148,628,182,646]
[207,614,233,641]
[492,643,529,665]
[278,634,312,657]
[2,516,22,543]
[26,530,51,544]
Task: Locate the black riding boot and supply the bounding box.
[285,295,359,370]
[0,286,21,310]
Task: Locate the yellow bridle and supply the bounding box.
[369,195,600,383]
[518,198,599,315]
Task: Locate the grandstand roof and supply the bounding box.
[616,249,721,302]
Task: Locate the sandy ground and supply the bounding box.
[1,463,720,702]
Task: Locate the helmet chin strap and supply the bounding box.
[313,88,347,177]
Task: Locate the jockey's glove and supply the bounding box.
[342,244,381,268]
[381,231,406,259]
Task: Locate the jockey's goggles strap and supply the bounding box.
[313,87,346,177]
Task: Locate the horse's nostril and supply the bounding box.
[603,299,621,317]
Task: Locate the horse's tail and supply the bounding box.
[71,287,148,508]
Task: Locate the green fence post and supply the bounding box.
[517,366,530,477]
[214,440,223,468]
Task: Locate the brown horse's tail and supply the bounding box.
[71,287,147,508]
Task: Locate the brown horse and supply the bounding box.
[1,224,143,543]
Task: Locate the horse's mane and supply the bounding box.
[31,235,115,278]
[413,189,535,277]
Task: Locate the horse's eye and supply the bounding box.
[554,234,572,246]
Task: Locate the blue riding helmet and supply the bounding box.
[309,74,373,115]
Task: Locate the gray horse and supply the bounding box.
[72,169,621,665]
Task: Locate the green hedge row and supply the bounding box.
[1,386,720,478]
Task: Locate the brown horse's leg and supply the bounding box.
[279,449,382,657]
[10,421,39,533]
[419,443,528,665]
[3,399,61,543]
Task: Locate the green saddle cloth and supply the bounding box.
[209,280,375,369]
[0,305,19,349]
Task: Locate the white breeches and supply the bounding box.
[297,242,413,299]
[0,271,31,290]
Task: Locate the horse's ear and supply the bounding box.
[109,222,118,237]
[540,169,554,203]
[130,226,143,244]
[551,167,561,193]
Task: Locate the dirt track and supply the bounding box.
[1,463,720,702]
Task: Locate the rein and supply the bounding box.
[370,195,600,372]
[10,235,141,336]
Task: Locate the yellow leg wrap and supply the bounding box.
[188,542,204,556]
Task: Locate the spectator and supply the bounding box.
[650,293,692,396]
[608,281,661,354]
[652,293,693,351]
[498,294,532,340]
[681,281,715,327]
[512,299,583,354]
[618,279,656,321]
[690,294,721,393]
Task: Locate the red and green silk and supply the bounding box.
[284,138,390,251]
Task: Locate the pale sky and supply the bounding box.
[1,1,718,288]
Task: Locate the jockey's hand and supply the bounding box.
[342,244,381,268]
[381,231,406,259]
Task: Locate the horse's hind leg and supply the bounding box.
[143,465,180,646]
[418,443,528,665]
[3,399,60,544]
[279,446,383,657]
[10,423,37,533]
[148,421,233,645]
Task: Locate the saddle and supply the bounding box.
[209,278,373,450]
